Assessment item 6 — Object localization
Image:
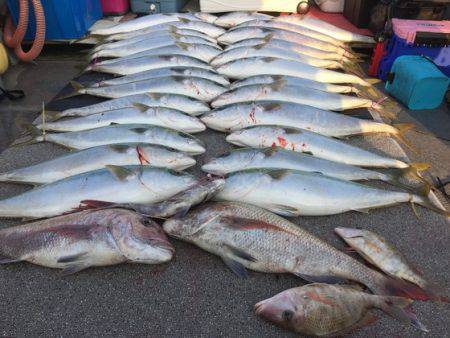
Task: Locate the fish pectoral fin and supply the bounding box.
[224,244,257,263]
[222,256,249,279]
[60,263,89,276]
[294,273,349,284]
[0,256,22,264]
[352,207,371,214]
[269,204,300,217]
[57,252,88,264]
[58,252,90,275]
[106,165,136,181]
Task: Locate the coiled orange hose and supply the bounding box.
[3,0,46,62]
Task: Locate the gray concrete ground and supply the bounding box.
[0,48,449,337]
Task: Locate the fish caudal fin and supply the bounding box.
[391,123,417,152]
[378,297,428,332]
[55,81,85,101]
[10,124,44,148]
[342,61,365,78]
[386,162,431,194]
[372,271,447,302]
[411,193,450,218]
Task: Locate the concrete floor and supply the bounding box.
[0,48,449,337]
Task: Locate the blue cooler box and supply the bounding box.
[7,0,102,40]
[385,55,449,110]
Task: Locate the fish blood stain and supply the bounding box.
[277,137,288,148]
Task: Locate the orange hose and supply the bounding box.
[14,0,45,62]
[3,0,29,48]
[3,0,45,62]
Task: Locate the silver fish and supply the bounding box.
[87,55,214,76]
[74,76,227,101]
[211,83,377,111]
[234,19,345,47]
[255,284,426,336]
[105,18,226,40]
[0,165,197,219]
[275,15,375,43]
[215,57,370,85]
[224,37,355,63]
[335,227,446,298]
[226,126,411,168]
[214,12,272,28]
[54,93,210,119]
[218,27,349,56]
[28,124,206,154]
[214,169,442,216]
[210,45,343,70]
[202,102,407,138]
[201,147,415,187]
[163,201,435,300]
[38,104,205,133]
[90,66,230,88]
[90,12,216,35]
[91,35,219,59]
[0,209,174,272]
[94,29,218,52]
[229,75,357,93]
[90,42,222,64]
[80,178,225,218]
[0,143,195,185]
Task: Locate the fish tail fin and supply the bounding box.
[370,271,443,301]
[391,123,417,151]
[71,34,104,44]
[55,81,85,101]
[10,124,44,147]
[368,95,401,121]
[386,162,431,194]
[377,297,428,332]
[410,191,450,217]
[342,60,365,78]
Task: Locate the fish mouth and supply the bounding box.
[151,238,175,254]
[334,227,363,239]
[254,300,280,323]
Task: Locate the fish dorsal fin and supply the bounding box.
[268,80,285,91]
[270,75,283,82]
[130,127,148,134]
[171,32,182,39]
[284,127,301,135]
[253,43,266,50]
[159,55,175,61]
[175,41,190,50]
[262,147,278,156]
[146,93,163,100]
[109,144,132,153]
[106,165,136,181]
[267,169,290,180]
[222,216,281,233]
[133,103,150,112]
[263,33,274,43]
[261,102,281,112]
[178,17,191,24]
[261,56,277,63]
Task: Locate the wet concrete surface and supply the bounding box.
[0,48,449,337]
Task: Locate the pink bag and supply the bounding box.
[101,0,130,15]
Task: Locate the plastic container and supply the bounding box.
[7,0,102,40]
[385,55,449,110]
[101,0,130,15]
[378,19,450,80]
[130,0,188,14]
[343,0,377,28]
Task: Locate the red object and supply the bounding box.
[368,40,386,77]
[283,6,373,37]
[3,0,45,62]
[101,0,130,15]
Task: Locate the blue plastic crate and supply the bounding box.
[379,32,450,81]
[7,0,102,40]
[130,0,189,14]
[385,55,449,110]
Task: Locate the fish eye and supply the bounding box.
[282,310,294,321]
